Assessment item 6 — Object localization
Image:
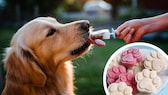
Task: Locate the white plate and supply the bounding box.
[103,42,168,95]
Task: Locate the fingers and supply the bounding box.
[116,27,135,43]
[123,34,132,44]
[123,28,135,44]
[118,27,131,38]
[116,23,127,36]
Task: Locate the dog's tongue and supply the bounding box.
[88,38,106,46]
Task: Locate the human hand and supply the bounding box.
[116,19,149,44]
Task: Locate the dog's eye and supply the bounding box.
[46,29,56,37]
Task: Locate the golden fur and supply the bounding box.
[2,17,92,95]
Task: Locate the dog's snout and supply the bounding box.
[81,21,90,32]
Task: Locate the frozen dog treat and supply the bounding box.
[107,65,127,84]
[144,52,167,72]
[116,73,138,95]
[113,65,126,74]
[91,28,116,39]
[108,56,121,70]
[91,29,111,39]
[107,65,137,94]
[107,65,134,84]
[108,82,133,95]
[121,48,142,67]
[88,28,116,46]
[135,69,161,93]
[128,61,144,75]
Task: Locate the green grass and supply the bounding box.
[0,27,168,95]
[0,27,17,59]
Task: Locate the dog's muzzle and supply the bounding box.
[71,21,91,55]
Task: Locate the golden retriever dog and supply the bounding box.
[2,17,92,95]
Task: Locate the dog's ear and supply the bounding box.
[4,47,46,87]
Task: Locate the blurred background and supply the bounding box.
[0,0,168,94]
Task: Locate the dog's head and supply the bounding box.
[12,17,91,62]
[4,17,92,87]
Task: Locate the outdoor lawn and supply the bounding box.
[0,26,168,95]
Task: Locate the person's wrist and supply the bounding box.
[141,18,153,25]
[144,22,158,34]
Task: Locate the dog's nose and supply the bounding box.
[81,21,90,32]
